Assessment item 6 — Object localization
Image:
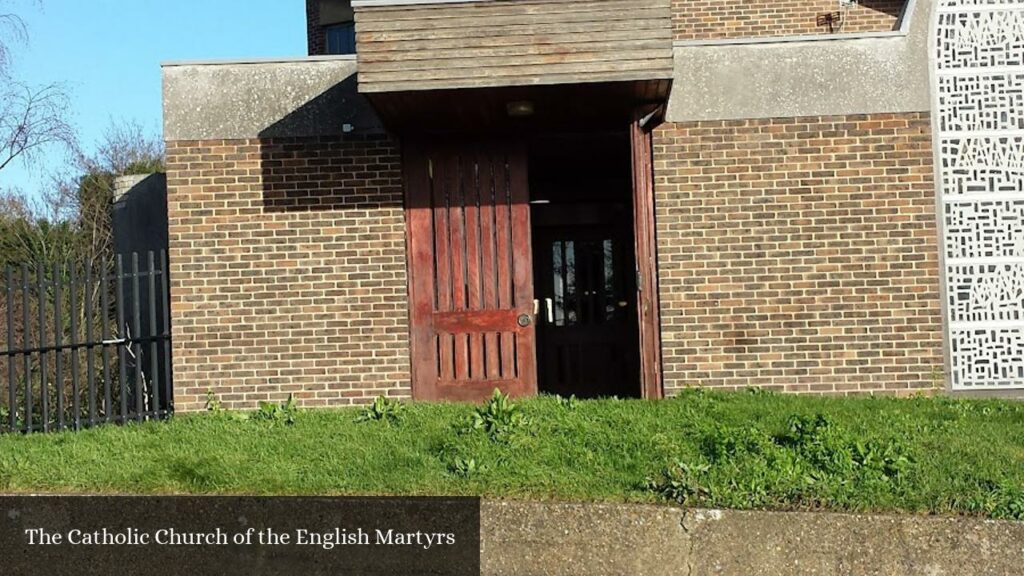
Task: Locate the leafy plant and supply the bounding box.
[1000,493,1024,521]
[646,461,711,505]
[778,414,913,481]
[468,389,530,441]
[979,484,1024,521]
[205,390,224,413]
[203,391,252,422]
[449,457,487,478]
[251,395,299,426]
[556,394,579,410]
[356,396,406,425]
[852,439,912,480]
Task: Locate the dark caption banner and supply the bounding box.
[0,496,481,576]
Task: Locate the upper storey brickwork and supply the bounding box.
[672,0,906,41]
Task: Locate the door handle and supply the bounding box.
[545,298,554,323]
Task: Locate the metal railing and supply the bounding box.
[1,251,172,434]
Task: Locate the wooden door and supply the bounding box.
[403,138,538,401]
[533,218,640,398]
[631,114,664,399]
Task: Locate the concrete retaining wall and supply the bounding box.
[481,502,1024,575]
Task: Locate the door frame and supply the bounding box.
[631,111,665,399]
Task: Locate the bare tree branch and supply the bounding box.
[0,0,72,180]
[90,119,165,175]
[0,10,28,79]
[0,81,75,173]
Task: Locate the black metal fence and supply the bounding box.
[1,251,172,434]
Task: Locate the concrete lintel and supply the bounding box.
[666,0,933,122]
[162,59,382,142]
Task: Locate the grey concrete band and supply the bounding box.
[665,0,933,122]
[162,59,382,141]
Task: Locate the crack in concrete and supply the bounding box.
[680,510,696,576]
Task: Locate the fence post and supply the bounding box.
[132,253,143,422]
[54,263,64,432]
[38,265,48,433]
[21,265,31,433]
[147,252,160,417]
[69,265,80,431]
[161,249,172,413]
[116,255,128,423]
[6,266,14,432]
[101,262,112,422]
[85,264,96,427]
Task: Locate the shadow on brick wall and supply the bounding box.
[256,77,403,213]
[859,0,907,18]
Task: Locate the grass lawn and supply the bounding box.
[0,390,1022,520]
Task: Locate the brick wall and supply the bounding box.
[165,134,411,412]
[307,0,324,56]
[652,112,944,395]
[672,0,906,40]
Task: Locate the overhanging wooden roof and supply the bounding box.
[367,79,671,133]
[353,0,674,94]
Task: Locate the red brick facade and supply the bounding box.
[165,114,943,408]
[652,112,944,395]
[672,0,905,40]
[165,135,411,412]
[169,0,935,407]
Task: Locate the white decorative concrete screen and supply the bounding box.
[934,0,1024,389]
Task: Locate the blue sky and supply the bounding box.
[1,0,306,195]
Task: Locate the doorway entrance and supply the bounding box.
[401,112,663,402]
[529,132,641,398]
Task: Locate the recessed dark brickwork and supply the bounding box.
[307,0,325,56]
[652,112,944,395]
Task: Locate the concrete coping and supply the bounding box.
[161,55,356,68]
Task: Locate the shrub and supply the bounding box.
[204,390,224,413]
[556,394,579,410]
[778,414,912,481]
[468,389,530,442]
[648,413,916,508]
[645,461,710,505]
[251,395,299,426]
[356,396,406,425]
[448,457,487,479]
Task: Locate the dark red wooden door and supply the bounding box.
[404,138,537,401]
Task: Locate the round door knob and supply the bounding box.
[517,314,533,327]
